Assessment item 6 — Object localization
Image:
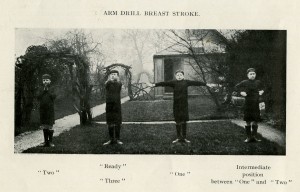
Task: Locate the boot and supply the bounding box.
[172,124,181,143]
[48,130,55,147]
[103,140,113,145]
[103,125,114,145]
[115,124,123,145]
[251,125,261,142]
[182,123,190,143]
[41,129,49,147]
[244,125,252,143]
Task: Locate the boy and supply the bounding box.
[37,74,56,147]
[152,70,212,144]
[103,70,123,145]
[235,68,264,143]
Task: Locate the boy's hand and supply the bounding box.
[240,92,247,97]
[206,83,214,88]
[147,83,155,87]
[43,84,49,91]
[259,90,264,95]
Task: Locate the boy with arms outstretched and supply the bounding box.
[151,70,212,143]
[235,68,264,143]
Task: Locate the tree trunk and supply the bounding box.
[128,71,134,100]
[206,87,221,110]
[84,85,93,124]
[77,58,93,125]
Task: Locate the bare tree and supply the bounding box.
[122,29,152,82]
[148,29,169,54]
[47,29,103,125]
[164,29,231,109]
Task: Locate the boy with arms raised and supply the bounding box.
[103,70,123,145]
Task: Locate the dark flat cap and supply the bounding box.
[109,70,119,75]
[175,70,184,75]
[42,74,51,79]
[247,68,256,74]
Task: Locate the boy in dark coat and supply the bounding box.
[153,70,212,143]
[103,70,123,145]
[235,68,264,143]
[37,74,56,147]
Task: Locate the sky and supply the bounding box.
[15,28,236,75]
[15,28,158,73]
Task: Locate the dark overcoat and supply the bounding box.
[37,87,56,125]
[155,80,206,122]
[235,79,263,122]
[105,80,122,124]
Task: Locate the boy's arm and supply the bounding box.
[154,81,174,87]
[105,80,111,89]
[235,80,249,91]
[258,80,264,95]
[234,80,247,96]
[235,80,245,90]
[186,80,207,87]
[50,90,57,100]
[119,82,123,91]
[36,87,46,100]
[48,86,58,100]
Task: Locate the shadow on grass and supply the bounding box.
[23,121,285,155]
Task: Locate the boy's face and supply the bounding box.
[175,72,184,80]
[110,73,119,80]
[42,78,51,86]
[247,72,256,80]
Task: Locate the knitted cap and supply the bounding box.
[42,74,51,80]
[247,68,256,74]
[175,70,184,75]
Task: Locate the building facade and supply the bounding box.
[153,30,227,99]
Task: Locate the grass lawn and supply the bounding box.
[23,121,285,155]
[94,97,234,122]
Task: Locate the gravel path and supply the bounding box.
[14,97,130,153]
[231,119,286,147]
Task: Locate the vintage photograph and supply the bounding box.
[14,29,286,155]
